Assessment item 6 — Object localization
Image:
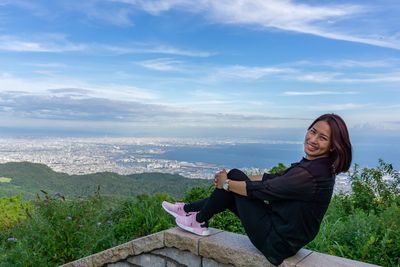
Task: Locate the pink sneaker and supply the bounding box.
[162,201,188,217]
[176,212,210,236]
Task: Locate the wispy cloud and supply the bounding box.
[72,1,134,26]
[3,1,399,50]
[111,0,400,49]
[132,57,400,85]
[0,0,40,12]
[0,75,159,101]
[213,65,293,79]
[190,90,225,99]
[283,91,359,96]
[109,0,195,16]
[0,34,86,52]
[292,72,340,83]
[285,59,398,69]
[338,72,400,83]
[287,70,400,84]
[103,43,213,57]
[310,103,364,111]
[0,91,170,121]
[306,72,400,84]
[23,62,66,68]
[0,33,213,58]
[135,58,183,71]
[0,89,304,129]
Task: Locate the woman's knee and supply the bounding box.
[228,168,249,181]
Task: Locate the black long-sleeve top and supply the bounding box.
[245,156,335,265]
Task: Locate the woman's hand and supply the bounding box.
[249,174,263,181]
[214,169,228,189]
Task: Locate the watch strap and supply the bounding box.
[223,179,230,191]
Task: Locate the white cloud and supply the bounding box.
[190,90,224,99]
[103,43,213,57]
[110,0,400,49]
[4,1,399,50]
[290,27,400,50]
[77,1,134,26]
[283,91,359,96]
[287,70,400,84]
[214,65,293,80]
[133,58,400,85]
[286,59,398,69]
[135,58,183,71]
[340,72,400,83]
[0,34,86,52]
[0,33,213,58]
[310,103,364,111]
[0,75,158,102]
[23,62,66,68]
[112,0,190,15]
[206,1,359,27]
[292,72,340,83]
[0,0,38,11]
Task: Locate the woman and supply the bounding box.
[162,113,352,266]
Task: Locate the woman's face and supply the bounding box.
[304,120,332,160]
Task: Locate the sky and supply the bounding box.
[0,0,399,139]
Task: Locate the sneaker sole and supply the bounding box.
[176,221,210,236]
[161,203,179,218]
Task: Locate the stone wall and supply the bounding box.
[61,227,381,267]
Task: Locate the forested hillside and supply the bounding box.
[0,162,210,198]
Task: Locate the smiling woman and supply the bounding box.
[162,113,353,266]
[0,177,12,183]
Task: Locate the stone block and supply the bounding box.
[127,253,165,267]
[199,231,273,267]
[90,240,135,266]
[164,227,222,255]
[152,247,201,267]
[202,257,235,267]
[60,256,94,267]
[296,251,382,267]
[166,261,179,267]
[107,261,132,267]
[131,231,165,255]
[280,248,313,267]
[62,228,382,267]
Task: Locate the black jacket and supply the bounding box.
[245,156,335,265]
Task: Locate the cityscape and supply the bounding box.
[0,137,351,192]
[0,137,218,178]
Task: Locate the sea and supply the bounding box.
[152,141,400,170]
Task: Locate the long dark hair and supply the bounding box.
[308,114,352,174]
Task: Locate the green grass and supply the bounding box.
[306,197,400,266]
[0,191,176,267]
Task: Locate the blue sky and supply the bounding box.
[0,0,399,138]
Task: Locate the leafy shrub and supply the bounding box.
[0,191,176,266]
[0,195,33,230]
[269,163,287,174]
[182,184,213,203]
[0,191,119,266]
[349,160,400,213]
[307,160,400,266]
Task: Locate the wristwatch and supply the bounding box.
[222,179,230,191]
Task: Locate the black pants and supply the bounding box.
[184,169,272,250]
